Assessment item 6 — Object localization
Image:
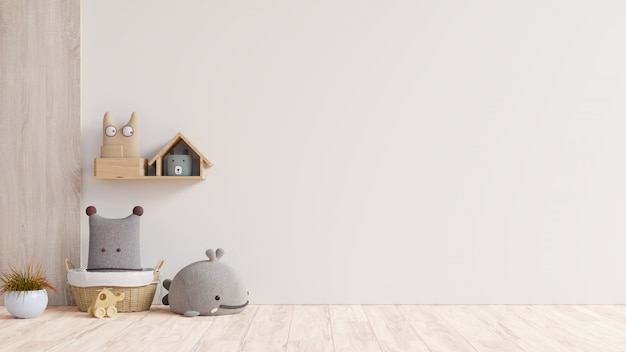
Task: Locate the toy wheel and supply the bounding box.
[87,306,93,315]
[106,306,117,317]
[94,307,106,318]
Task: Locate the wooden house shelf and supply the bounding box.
[94,175,206,180]
[94,132,212,180]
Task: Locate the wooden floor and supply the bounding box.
[1,305,626,351]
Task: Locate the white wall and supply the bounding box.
[82,0,626,304]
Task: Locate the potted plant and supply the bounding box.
[0,261,56,318]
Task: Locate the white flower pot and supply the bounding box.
[4,289,48,318]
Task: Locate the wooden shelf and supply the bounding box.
[94,175,205,180]
[93,132,212,181]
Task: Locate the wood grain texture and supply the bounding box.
[3,305,626,351]
[363,305,429,352]
[0,0,80,305]
[287,305,332,348]
[434,305,528,352]
[400,305,479,352]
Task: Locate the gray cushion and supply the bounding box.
[86,206,143,271]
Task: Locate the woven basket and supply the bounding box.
[64,258,164,312]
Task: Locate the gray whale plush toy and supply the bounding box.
[162,248,249,317]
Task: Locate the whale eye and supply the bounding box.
[215,295,221,301]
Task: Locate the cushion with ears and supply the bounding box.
[86,206,143,271]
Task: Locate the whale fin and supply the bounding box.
[184,310,200,317]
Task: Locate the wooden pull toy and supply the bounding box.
[87,288,125,318]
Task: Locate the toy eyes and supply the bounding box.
[101,248,106,252]
[215,295,220,301]
[105,125,117,137]
[122,125,134,137]
[101,248,121,252]
[116,248,121,252]
[105,125,133,136]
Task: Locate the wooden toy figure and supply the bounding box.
[101,112,140,158]
[94,112,147,178]
[88,288,125,318]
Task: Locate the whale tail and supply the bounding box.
[162,279,172,305]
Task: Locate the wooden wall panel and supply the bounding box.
[0,0,80,305]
